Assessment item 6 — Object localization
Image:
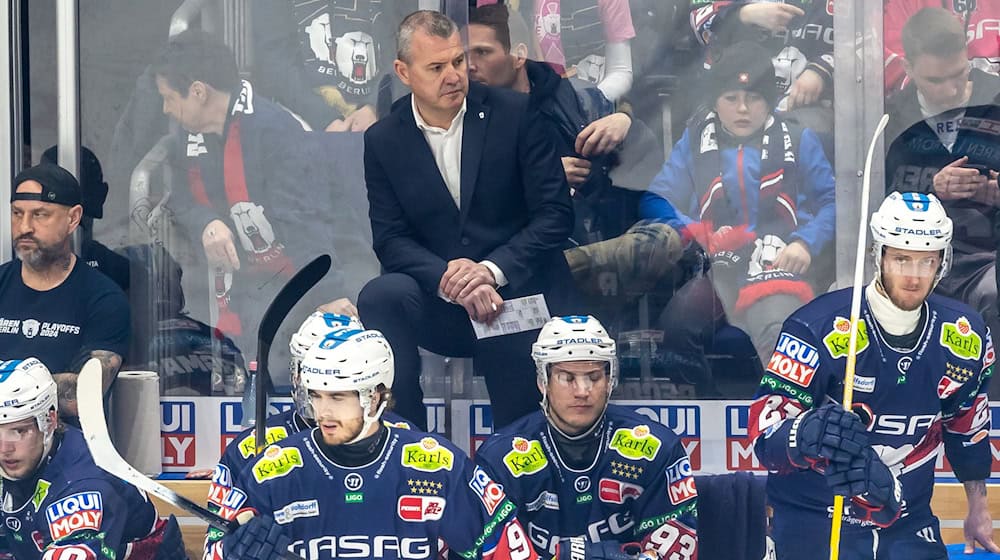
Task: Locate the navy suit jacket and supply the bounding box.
[364,81,574,299]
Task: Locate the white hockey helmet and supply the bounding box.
[288,312,363,417]
[298,329,394,444]
[870,191,953,282]
[0,358,58,479]
[533,315,618,395]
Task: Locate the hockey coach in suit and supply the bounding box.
[359,10,577,430]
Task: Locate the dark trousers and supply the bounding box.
[358,272,543,430]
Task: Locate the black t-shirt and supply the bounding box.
[81,239,130,294]
[0,258,130,373]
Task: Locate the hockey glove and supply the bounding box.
[787,403,868,470]
[220,513,291,560]
[555,537,647,560]
[826,446,904,528]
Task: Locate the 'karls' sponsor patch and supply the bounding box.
[45,492,103,540]
[401,437,454,473]
[823,317,869,359]
[766,333,819,387]
[940,317,982,361]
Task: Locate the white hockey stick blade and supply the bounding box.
[77,359,234,532]
[78,360,306,560]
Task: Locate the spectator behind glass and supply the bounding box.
[690,0,835,138]
[39,146,128,294]
[0,163,129,421]
[640,41,836,394]
[477,0,636,102]
[251,0,418,132]
[467,4,682,315]
[884,0,1000,93]
[152,30,353,369]
[884,7,1000,379]
[359,10,577,430]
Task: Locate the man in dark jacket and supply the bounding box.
[468,4,681,304]
[884,7,1000,359]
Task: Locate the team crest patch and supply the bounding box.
[609,425,661,461]
[252,445,304,483]
[401,437,454,473]
[940,317,982,360]
[823,317,869,359]
[238,426,288,459]
[502,438,548,477]
[766,333,819,387]
[45,492,103,540]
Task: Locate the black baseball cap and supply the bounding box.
[40,146,108,219]
[11,163,83,209]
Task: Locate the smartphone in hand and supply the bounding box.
[964,163,992,177]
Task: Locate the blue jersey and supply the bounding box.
[750,287,993,528]
[204,409,414,556]
[209,426,538,560]
[1,427,178,559]
[475,407,698,559]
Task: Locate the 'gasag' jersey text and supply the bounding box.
[475,407,698,559]
[216,426,537,560]
[750,288,993,527]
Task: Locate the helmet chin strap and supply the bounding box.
[347,388,386,445]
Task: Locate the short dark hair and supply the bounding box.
[152,29,240,96]
[469,4,532,55]
[470,4,512,52]
[397,10,459,63]
[901,8,967,61]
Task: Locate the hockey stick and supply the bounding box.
[77,359,305,560]
[828,114,890,560]
[255,254,332,452]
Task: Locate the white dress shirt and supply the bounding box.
[412,96,508,290]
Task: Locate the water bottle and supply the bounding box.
[241,361,257,429]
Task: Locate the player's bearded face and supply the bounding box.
[310,390,366,445]
[880,247,940,311]
[542,361,610,435]
[0,417,46,480]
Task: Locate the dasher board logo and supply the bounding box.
[940,317,982,361]
[45,492,103,540]
[767,333,819,387]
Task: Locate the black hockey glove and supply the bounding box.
[555,537,653,560]
[221,513,291,560]
[826,446,904,528]
[787,403,868,470]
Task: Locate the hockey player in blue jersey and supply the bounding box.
[0,357,186,559]
[204,311,412,557]
[749,191,998,559]
[211,328,539,560]
[476,316,698,560]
